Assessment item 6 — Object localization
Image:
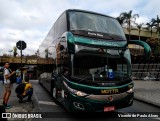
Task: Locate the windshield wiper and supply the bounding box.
[71,76,99,86]
[104,33,115,40]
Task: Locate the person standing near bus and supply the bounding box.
[2,62,15,109]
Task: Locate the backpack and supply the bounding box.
[3,68,16,83]
[15,83,26,95]
[0,67,4,83]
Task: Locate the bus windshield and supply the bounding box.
[73,45,131,82]
[69,11,126,40]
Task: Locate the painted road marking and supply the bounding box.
[33,91,42,111]
[38,101,57,106]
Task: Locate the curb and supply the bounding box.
[134,96,160,108]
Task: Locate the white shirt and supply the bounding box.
[3,68,11,84]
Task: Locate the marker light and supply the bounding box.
[127,88,133,93]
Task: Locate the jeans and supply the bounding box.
[17,88,33,102]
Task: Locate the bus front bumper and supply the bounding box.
[65,92,134,112]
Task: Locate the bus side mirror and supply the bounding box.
[128,40,151,59]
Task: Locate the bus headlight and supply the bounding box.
[76,91,88,97]
[127,88,134,93]
[63,81,88,97]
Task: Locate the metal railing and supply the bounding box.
[132,64,160,81]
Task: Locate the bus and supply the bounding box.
[38,9,151,112]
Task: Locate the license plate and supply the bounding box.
[104,106,115,112]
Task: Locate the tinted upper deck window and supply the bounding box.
[69,11,126,40]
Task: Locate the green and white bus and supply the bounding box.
[38,9,151,112]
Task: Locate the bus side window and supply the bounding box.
[60,49,69,77]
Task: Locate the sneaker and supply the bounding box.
[26,100,32,103]
[18,99,23,103]
[27,99,33,103]
[4,104,12,109]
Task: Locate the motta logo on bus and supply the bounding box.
[88,32,103,37]
[101,89,119,94]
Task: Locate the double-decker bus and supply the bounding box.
[38,9,151,112]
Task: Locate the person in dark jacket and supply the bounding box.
[17,77,33,103]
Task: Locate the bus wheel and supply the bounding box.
[53,87,57,99]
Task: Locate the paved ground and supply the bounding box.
[0,81,35,121]
[0,80,160,121]
[134,80,160,107]
[31,80,160,121]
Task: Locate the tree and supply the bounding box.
[135,23,144,40]
[8,49,13,56]
[152,15,160,41]
[36,49,39,57]
[120,10,139,40]
[133,22,144,54]
[116,14,125,25]
[146,21,154,37]
[151,15,160,55]
[13,46,17,57]
[45,48,48,58]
